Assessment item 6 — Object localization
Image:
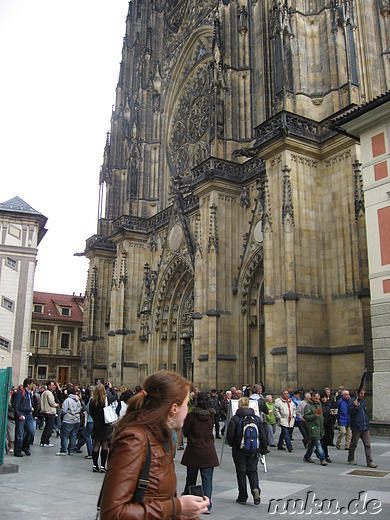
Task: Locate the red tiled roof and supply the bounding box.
[32,291,84,322]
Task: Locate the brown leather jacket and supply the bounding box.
[100,426,196,519]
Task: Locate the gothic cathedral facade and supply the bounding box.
[81,0,390,392]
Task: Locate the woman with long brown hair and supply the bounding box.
[89,383,117,473]
[99,371,209,519]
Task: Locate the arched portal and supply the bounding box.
[152,256,194,378]
[238,248,265,385]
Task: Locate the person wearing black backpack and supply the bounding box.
[226,396,268,506]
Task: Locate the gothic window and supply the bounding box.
[347,25,358,85]
[275,33,283,95]
[168,64,212,179]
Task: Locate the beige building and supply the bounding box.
[0,196,47,386]
[334,92,390,423]
[29,292,84,386]
[81,1,390,394]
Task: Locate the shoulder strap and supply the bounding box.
[132,438,151,503]
[96,437,151,518]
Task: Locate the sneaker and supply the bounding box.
[23,450,31,456]
[278,446,286,451]
[235,498,246,505]
[303,457,315,463]
[321,459,328,466]
[326,457,333,463]
[348,460,357,465]
[14,453,23,457]
[367,462,378,468]
[84,455,93,459]
[8,448,13,454]
[55,452,66,456]
[288,448,294,453]
[93,465,100,473]
[253,488,261,505]
[74,448,82,453]
[100,466,106,473]
[40,443,54,447]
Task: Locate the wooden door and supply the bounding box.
[57,367,69,386]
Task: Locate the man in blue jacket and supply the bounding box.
[13,378,35,457]
[347,389,377,468]
[335,390,352,450]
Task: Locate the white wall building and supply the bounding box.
[0,196,47,385]
[336,92,390,425]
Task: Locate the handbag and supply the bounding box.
[103,397,118,424]
[96,437,151,519]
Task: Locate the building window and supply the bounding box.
[6,257,17,270]
[28,366,33,379]
[2,296,15,312]
[30,331,36,347]
[0,336,10,350]
[34,304,44,314]
[61,333,71,349]
[37,366,47,380]
[39,331,49,348]
[61,307,71,316]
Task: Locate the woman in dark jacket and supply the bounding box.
[320,392,336,463]
[181,391,219,513]
[89,383,117,473]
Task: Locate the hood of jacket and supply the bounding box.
[190,406,215,420]
[236,406,256,419]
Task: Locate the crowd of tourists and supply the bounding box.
[5,375,377,518]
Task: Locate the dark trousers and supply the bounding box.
[40,413,56,445]
[295,421,309,445]
[232,449,260,502]
[214,415,220,437]
[348,429,373,464]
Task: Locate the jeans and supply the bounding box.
[278,426,292,450]
[60,421,80,454]
[75,422,93,455]
[232,449,260,502]
[184,466,214,511]
[304,438,326,461]
[41,413,56,445]
[14,414,35,454]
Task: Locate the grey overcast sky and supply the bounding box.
[0,0,128,295]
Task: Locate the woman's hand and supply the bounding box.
[178,495,210,517]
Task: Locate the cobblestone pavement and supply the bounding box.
[1,433,390,519]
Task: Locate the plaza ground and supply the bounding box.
[1,433,390,519]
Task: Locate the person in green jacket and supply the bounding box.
[265,395,276,447]
[303,392,327,466]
